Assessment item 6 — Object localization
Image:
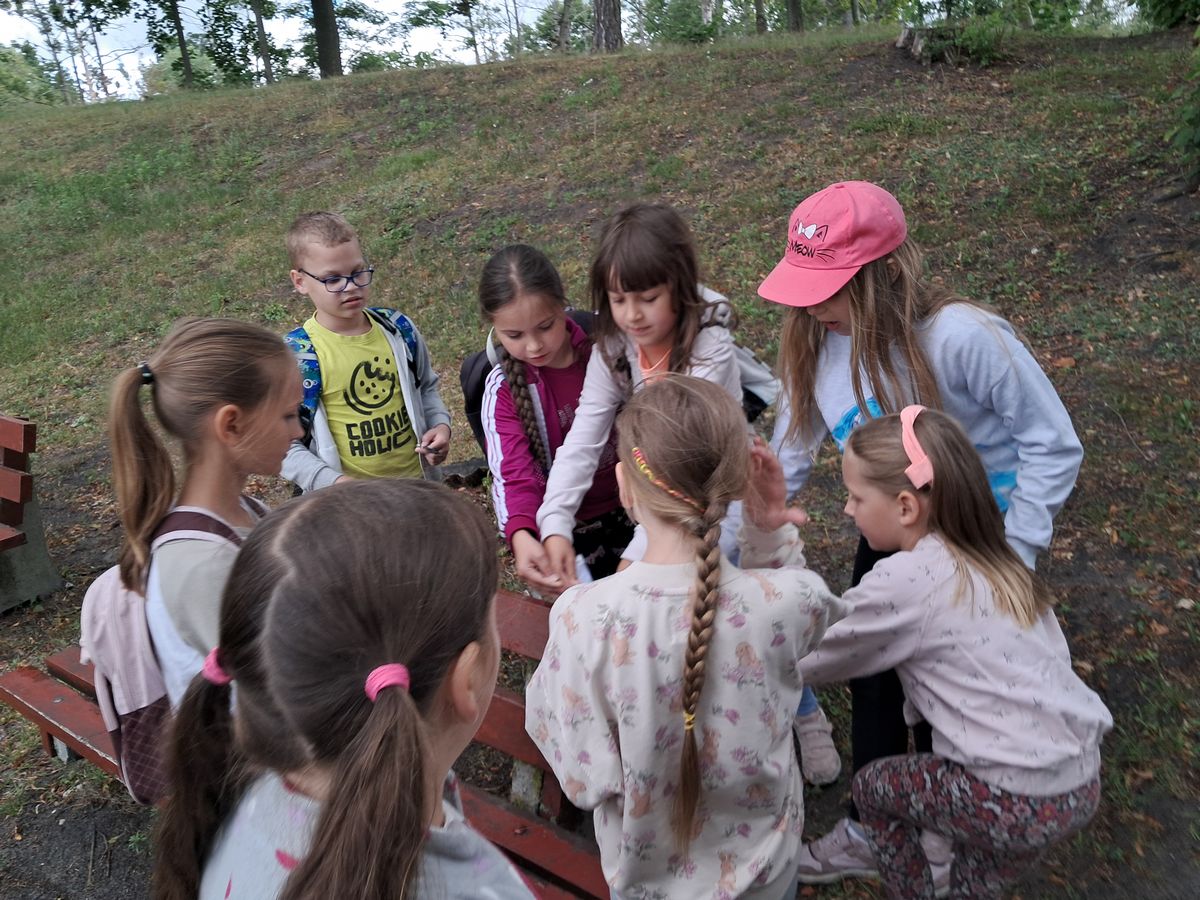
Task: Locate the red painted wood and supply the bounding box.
[477,686,552,773]
[0,466,32,505]
[0,667,119,778]
[45,648,96,699]
[520,872,586,900]
[460,785,605,898]
[0,524,26,551]
[539,769,564,819]
[495,589,551,660]
[0,416,35,455]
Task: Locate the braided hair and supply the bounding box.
[479,244,570,472]
[614,375,750,849]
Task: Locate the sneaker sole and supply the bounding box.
[796,868,880,885]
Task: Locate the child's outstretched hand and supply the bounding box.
[542,535,580,592]
[744,438,808,532]
[513,530,569,596]
[415,424,451,465]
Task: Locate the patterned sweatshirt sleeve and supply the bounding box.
[536,351,624,541]
[524,587,624,811]
[482,366,545,543]
[798,559,931,686]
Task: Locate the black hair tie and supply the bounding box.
[138,362,154,385]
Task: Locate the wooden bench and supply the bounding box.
[0,415,36,552]
[0,588,606,899]
[0,414,63,612]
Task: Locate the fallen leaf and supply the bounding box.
[1176,599,1195,610]
[1149,621,1169,637]
[1053,356,1076,368]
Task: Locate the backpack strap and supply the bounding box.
[150,500,265,550]
[284,323,323,420]
[366,308,421,388]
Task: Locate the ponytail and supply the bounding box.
[282,691,428,900]
[110,365,175,591]
[107,318,294,592]
[152,678,243,900]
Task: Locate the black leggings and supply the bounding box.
[847,536,933,821]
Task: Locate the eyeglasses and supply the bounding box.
[299,266,375,293]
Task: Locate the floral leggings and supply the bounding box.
[852,754,1101,899]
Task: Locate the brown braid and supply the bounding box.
[673,500,726,849]
[499,348,551,472]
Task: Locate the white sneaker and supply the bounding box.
[792,708,842,785]
[795,818,879,884]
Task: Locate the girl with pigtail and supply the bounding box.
[478,244,633,589]
[526,376,845,899]
[153,480,536,900]
[534,203,744,589]
[108,317,301,707]
[798,408,1110,898]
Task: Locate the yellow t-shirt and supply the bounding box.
[304,316,423,479]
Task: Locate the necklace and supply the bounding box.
[638,344,672,373]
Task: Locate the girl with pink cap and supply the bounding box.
[757,181,1086,888]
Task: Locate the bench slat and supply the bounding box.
[0,416,35,455]
[0,466,32,505]
[0,666,119,778]
[495,589,552,659]
[0,524,26,551]
[45,647,97,698]
[460,785,605,898]
[478,686,554,774]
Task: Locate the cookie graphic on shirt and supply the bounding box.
[345,357,397,414]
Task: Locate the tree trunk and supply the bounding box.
[89,25,110,98]
[850,0,860,25]
[465,2,481,64]
[786,0,803,32]
[310,0,343,77]
[250,0,275,83]
[558,0,573,52]
[754,0,766,33]
[700,0,714,25]
[165,0,194,86]
[27,0,73,102]
[593,0,623,52]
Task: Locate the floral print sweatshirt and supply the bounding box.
[526,523,846,899]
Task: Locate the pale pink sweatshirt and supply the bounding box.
[800,533,1112,796]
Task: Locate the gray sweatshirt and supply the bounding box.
[773,303,1083,568]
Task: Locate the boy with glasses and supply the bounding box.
[282,212,452,492]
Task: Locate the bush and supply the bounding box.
[1166,25,1200,191]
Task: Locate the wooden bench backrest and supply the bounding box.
[0,415,35,546]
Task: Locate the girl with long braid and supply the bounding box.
[526,376,844,899]
[479,244,633,588]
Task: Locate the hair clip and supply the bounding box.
[900,405,933,488]
[630,447,704,513]
[138,362,154,386]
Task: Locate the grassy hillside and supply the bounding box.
[1,25,1197,899]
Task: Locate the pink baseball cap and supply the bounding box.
[758,181,907,308]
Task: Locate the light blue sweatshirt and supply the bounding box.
[772,303,1083,568]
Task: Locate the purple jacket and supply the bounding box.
[482,318,620,544]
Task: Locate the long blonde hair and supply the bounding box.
[615,376,749,849]
[779,237,980,445]
[108,318,294,591]
[846,409,1051,627]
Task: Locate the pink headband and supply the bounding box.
[364,664,411,702]
[900,405,933,488]
[202,647,233,686]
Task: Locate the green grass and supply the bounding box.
[1,25,1197,897]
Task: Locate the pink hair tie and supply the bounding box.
[900,405,934,489]
[202,647,233,686]
[365,664,411,702]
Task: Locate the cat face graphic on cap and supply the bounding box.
[758,181,908,309]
